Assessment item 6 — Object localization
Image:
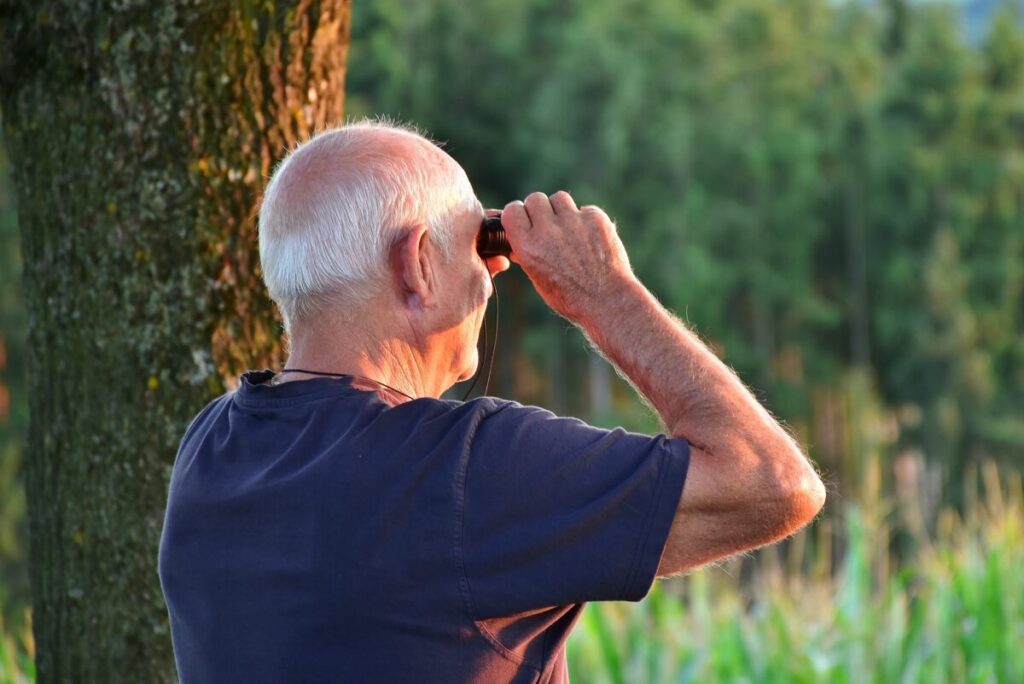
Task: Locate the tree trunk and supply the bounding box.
[0,2,351,681]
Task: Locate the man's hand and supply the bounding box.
[502,192,634,324]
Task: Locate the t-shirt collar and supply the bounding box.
[236,369,358,404]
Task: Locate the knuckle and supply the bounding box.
[500,207,522,230]
[525,191,547,206]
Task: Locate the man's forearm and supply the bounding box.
[579,276,801,458]
[501,192,824,565]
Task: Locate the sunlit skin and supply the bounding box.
[279,197,509,401]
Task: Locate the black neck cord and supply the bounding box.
[458,269,499,401]
[275,368,416,402]
[274,271,500,403]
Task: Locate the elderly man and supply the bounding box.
[158,121,826,683]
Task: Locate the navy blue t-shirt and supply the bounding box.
[158,370,690,683]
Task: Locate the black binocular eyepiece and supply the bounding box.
[477,213,512,258]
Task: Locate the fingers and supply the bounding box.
[550,190,578,215]
[502,200,530,233]
[524,191,554,224]
[580,204,606,218]
[503,192,595,261]
[505,191,578,224]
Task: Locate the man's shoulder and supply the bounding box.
[400,395,604,448]
[180,391,234,445]
[391,394,520,428]
[424,394,579,424]
[425,394,517,413]
[374,395,579,450]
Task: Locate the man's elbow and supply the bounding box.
[764,445,827,537]
[787,461,827,525]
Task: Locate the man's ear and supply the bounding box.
[389,223,437,310]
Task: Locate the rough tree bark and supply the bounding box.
[0,1,350,681]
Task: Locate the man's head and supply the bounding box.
[258,120,508,392]
[259,120,475,329]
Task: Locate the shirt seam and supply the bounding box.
[452,400,543,673]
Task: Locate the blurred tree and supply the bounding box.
[346,0,1023,499]
[0,1,351,681]
[868,4,1024,495]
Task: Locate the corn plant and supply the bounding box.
[568,462,1023,683]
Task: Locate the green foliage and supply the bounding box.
[347,0,1024,492]
[566,463,1024,683]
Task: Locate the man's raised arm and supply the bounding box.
[502,191,826,577]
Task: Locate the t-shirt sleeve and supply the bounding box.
[458,400,691,620]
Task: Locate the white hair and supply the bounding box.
[257,120,477,333]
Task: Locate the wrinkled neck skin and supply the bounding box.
[281,299,462,402]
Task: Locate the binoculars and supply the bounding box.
[477,213,512,258]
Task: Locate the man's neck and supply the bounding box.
[283,323,449,400]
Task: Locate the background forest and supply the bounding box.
[1,0,1022,681]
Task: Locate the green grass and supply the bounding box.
[568,462,1024,683]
